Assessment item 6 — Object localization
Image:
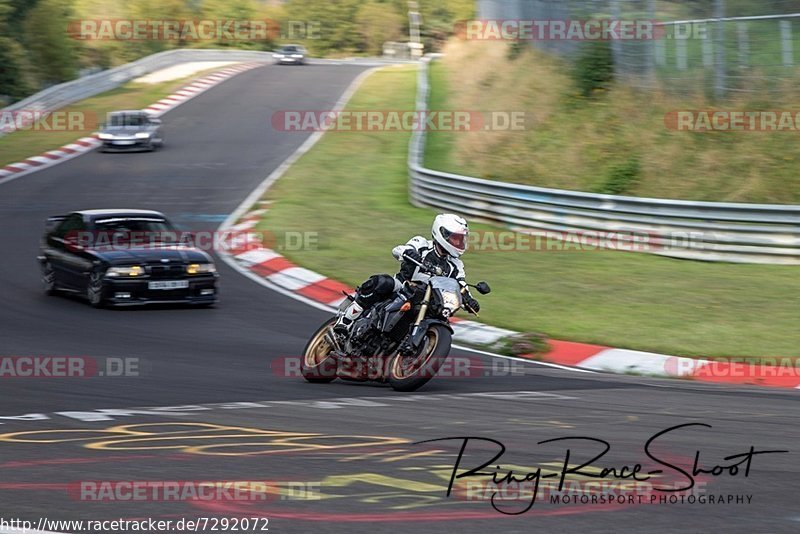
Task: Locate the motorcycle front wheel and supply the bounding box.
[300,318,338,383]
[388,324,452,392]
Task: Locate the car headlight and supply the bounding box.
[98,133,114,140]
[273,54,284,58]
[186,263,216,274]
[106,265,144,277]
[135,132,151,139]
[291,54,303,58]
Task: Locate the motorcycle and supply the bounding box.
[300,254,491,392]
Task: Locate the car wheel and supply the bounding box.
[42,261,57,295]
[86,271,106,308]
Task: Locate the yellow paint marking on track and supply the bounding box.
[185,435,409,456]
[379,449,447,462]
[337,449,408,462]
[0,422,408,457]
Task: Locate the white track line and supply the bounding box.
[452,344,596,373]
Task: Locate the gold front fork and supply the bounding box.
[413,284,432,327]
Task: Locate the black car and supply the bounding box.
[38,209,218,307]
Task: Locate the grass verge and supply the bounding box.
[0,66,228,168]
[257,65,799,360]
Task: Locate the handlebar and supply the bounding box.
[402,253,479,316]
[402,253,444,276]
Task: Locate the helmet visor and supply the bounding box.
[440,226,467,252]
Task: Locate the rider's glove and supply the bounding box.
[464,294,480,314]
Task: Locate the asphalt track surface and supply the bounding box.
[0,63,797,534]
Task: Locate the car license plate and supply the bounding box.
[112,140,135,145]
[148,280,189,290]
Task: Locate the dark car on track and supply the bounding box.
[97,110,164,152]
[38,209,218,307]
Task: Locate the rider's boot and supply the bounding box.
[333,300,364,336]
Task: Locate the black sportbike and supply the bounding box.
[301,254,490,391]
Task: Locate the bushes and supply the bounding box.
[507,41,526,61]
[488,332,550,358]
[595,154,641,195]
[0,37,32,103]
[572,39,615,98]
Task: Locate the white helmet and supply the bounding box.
[432,213,469,257]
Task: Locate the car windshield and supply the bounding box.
[281,46,299,53]
[108,114,146,127]
[93,217,180,244]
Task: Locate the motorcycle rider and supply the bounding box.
[334,213,481,336]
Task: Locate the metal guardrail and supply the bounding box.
[408,58,800,264]
[0,49,275,137]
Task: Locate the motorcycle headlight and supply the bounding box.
[187,263,216,274]
[106,265,144,277]
[135,132,151,139]
[441,290,461,312]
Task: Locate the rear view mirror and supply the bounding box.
[475,281,491,295]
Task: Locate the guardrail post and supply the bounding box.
[655,38,666,67]
[714,0,726,99]
[702,33,714,68]
[781,20,794,67]
[737,21,749,69]
[676,37,688,70]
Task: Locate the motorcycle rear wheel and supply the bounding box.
[301,318,339,383]
[388,324,451,392]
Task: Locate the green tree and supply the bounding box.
[199,0,272,50]
[0,37,32,102]
[356,0,404,56]
[285,0,362,55]
[23,0,78,86]
[0,0,34,102]
[124,0,193,56]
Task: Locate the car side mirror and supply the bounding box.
[45,216,66,234]
[149,118,161,125]
[475,281,491,295]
